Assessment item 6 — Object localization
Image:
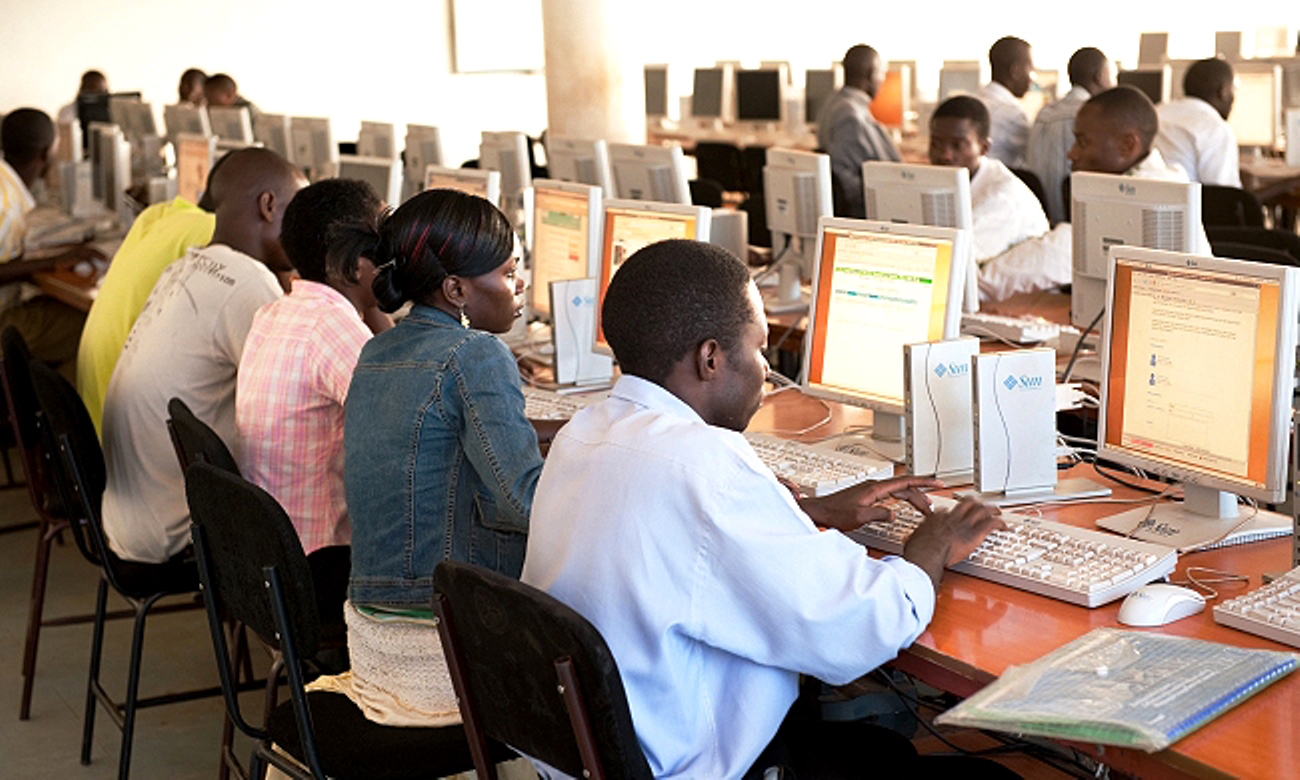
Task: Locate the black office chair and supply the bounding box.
[693,141,748,193]
[185,462,492,780]
[1060,177,1072,223]
[28,362,214,780]
[433,560,653,780]
[689,178,725,208]
[1207,225,1300,264]
[1010,168,1050,219]
[166,397,240,475]
[1202,184,1266,228]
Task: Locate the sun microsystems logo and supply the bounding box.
[1003,375,1046,391]
[933,362,969,379]
[1003,375,1018,391]
[572,295,584,307]
[934,364,947,378]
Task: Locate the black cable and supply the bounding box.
[1061,306,1105,384]
[1091,460,1170,494]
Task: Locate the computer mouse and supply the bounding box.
[1116,583,1206,627]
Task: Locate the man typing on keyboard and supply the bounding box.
[522,240,1012,779]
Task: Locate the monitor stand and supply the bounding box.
[956,477,1111,508]
[1095,483,1292,552]
[867,411,907,463]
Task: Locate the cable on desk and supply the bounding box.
[1172,566,1252,600]
[1060,306,1105,384]
[750,386,834,437]
[1090,461,1173,495]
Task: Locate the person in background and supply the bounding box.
[817,44,900,218]
[1154,58,1240,187]
[979,36,1034,168]
[55,69,107,125]
[177,68,206,106]
[1025,47,1114,224]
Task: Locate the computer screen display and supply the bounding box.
[804,67,843,125]
[337,155,402,206]
[529,181,602,319]
[734,68,783,122]
[593,199,711,354]
[644,65,669,118]
[1228,64,1282,148]
[1116,68,1169,104]
[803,218,963,417]
[423,165,501,205]
[607,143,691,205]
[691,68,726,119]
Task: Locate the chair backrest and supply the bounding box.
[1207,241,1299,266]
[1,327,58,512]
[692,141,748,193]
[1206,225,1300,263]
[166,397,240,475]
[433,560,651,780]
[1010,167,1049,219]
[688,178,724,208]
[27,361,108,568]
[1202,184,1265,228]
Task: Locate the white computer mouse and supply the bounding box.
[1116,583,1206,627]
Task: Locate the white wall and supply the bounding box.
[2,0,1295,158]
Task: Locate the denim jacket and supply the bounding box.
[344,304,543,607]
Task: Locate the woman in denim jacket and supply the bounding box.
[332,189,549,725]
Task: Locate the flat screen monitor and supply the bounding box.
[1069,171,1202,330]
[870,65,910,129]
[1097,246,1298,545]
[1116,67,1170,104]
[1262,57,1300,109]
[337,154,402,206]
[207,106,253,145]
[290,116,338,181]
[938,61,982,100]
[861,160,975,310]
[424,165,501,206]
[164,103,210,139]
[1229,63,1283,148]
[1216,31,1244,60]
[90,124,131,212]
[479,130,532,210]
[734,67,784,123]
[763,148,832,260]
[691,67,732,121]
[357,121,396,160]
[108,97,156,140]
[593,199,712,355]
[644,65,669,119]
[804,66,844,125]
[607,143,691,205]
[403,124,443,200]
[1166,59,1195,99]
[529,179,603,320]
[544,136,613,195]
[253,113,293,162]
[1138,32,1169,66]
[803,217,966,441]
[175,133,217,206]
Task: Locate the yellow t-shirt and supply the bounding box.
[76,198,215,434]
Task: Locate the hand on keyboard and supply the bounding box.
[896,498,1006,589]
[800,475,943,533]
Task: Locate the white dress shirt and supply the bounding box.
[979,81,1031,169]
[970,156,1049,263]
[1025,86,1090,224]
[521,375,935,779]
[1155,97,1241,188]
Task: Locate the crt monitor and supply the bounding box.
[529,179,603,320]
[734,67,785,124]
[1069,171,1202,330]
[1228,62,1283,149]
[1116,67,1171,104]
[357,121,396,160]
[607,143,691,205]
[763,148,832,272]
[803,216,967,443]
[544,136,614,195]
[691,66,732,122]
[861,161,976,311]
[644,64,669,119]
[253,114,293,162]
[479,130,532,210]
[290,116,338,181]
[337,155,403,206]
[163,103,210,139]
[804,65,844,125]
[593,199,712,355]
[424,165,502,206]
[207,106,254,144]
[1097,246,1299,547]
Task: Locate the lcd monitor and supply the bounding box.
[529,179,603,320]
[253,114,293,162]
[691,66,733,122]
[403,124,443,201]
[175,133,217,206]
[290,116,338,181]
[1138,32,1169,66]
[607,143,691,205]
[207,106,253,145]
[164,103,210,139]
[1117,67,1171,105]
[337,155,402,206]
[763,148,832,273]
[938,61,982,100]
[423,165,501,205]
[804,66,844,126]
[479,130,532,212]
[544,136,613,195]
[644,65,669,119]
[1228,63,1283,149]
[357,121,396,160]
[734,67,784,124]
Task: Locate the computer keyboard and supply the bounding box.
[847,496,1178,607]
[1213,566,1300,648]
[521,385,598,420]
[960,312,1062,344]
[743,432,894,497]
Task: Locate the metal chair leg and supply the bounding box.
[117,594,162,780]
[18,518,56,719]
[82,576,109,765]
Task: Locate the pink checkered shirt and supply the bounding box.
[236,280,371,555]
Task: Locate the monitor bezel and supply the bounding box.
[423,164,502,206]
[528,178,604,319]
[336,154,403,206]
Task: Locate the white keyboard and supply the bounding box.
[521,385,598,420]
[743,432,893,497]
[848,496,1178,607]
[961,312,1061,343]
[1213,566,1300,648]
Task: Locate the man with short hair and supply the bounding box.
[1154,58,1240,187]
[100,147,305,564]
[1,108,103,379]
[1025,47,1114,223]
[178,68,206,106]
[56,70,108,125]
[523,240,1008,778]
[817,44,901,218]
[979,36,1035,168]
[202,72,259,118]
[929,95,1048,265]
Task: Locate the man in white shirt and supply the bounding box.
[1025,48,1114,224]
[1,109,103,379]
[816,44,901,218]
[1154,58,1240,187]
[980,86,1206,301]
[979,36,1034,169]
[522,240,1008,779]
[929,95,1048,265]
[100,148,304,564]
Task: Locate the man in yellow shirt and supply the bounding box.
[76,195,215,433]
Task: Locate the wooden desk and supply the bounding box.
[32,266,100,312]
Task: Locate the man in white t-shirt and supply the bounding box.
[978,36,1034,168]
[1154,58,1240,187]
[100,148,305,563]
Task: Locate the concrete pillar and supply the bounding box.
[540,0,645,144]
